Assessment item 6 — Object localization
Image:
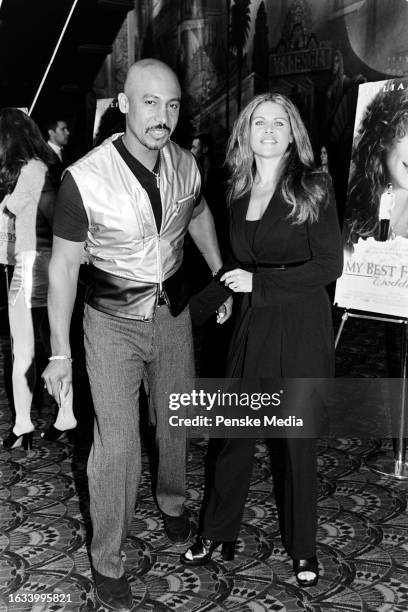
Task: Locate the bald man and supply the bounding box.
[42,59,232,611]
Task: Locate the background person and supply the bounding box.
[181,92,343,587]
[44,117,70,165]
[0,108,76,451]
[93,99,126,147]
[189,132,229,249]
[190,133,213,185]
[187,132,231,376]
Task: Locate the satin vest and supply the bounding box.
[69,135,201,320]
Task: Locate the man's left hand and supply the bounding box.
[220,269,253,293]
[216,296,233,324]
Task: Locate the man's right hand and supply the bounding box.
[44,236,84,405]
[42,360,72,404]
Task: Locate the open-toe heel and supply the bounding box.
[293,556,319,587]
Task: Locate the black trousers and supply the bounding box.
[202,437,317,560]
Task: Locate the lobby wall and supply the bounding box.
[93,0,408,212]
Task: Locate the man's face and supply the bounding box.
[333,54,340,76]
[119,67,181,153]
[190,138,203,158]
[49,121,70,147]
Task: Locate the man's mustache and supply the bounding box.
[147,124,170,133]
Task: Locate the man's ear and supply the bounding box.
[118,93,129,114]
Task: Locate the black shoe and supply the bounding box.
[41,424,75,442]
[180,535,236,566]
[162,510,191,544]
[293,556,319,587]
[93,570,133,611]
[3,429,33,450]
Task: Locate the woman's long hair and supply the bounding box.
[225,92,324,224]
[93,99,126,147]
[0,108,58,193]
[345,80,408,244]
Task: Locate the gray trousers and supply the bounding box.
[84,303,194,577]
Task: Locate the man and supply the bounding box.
[190,133,212,183]
[189,132,228,244]
[44,118,70,162]
[42,59,232,612]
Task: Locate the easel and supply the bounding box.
[0,264,13,348]
[0,264,11,305]
[335,308,408,480]
[0,263,10,297]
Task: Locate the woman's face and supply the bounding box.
[249,101,293,160]
[385,133,408,191]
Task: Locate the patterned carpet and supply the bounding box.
[1,307,408,611]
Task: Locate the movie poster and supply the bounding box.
[334,78,408,318]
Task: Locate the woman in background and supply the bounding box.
[0,108,76,450]
[181,93,343,586]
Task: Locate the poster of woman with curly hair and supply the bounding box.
[335,78,408,318]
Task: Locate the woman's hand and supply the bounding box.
[220,268,253,293]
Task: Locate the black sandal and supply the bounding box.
[293,556,319,587]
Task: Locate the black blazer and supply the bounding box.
[226,171,343,378]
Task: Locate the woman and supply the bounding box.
[345,79,408,245]
[181,93,343,586]
[0,108,76,450]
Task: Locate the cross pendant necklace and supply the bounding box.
[152,155,160,189]
[152,170,160,189]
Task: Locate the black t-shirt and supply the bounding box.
[53,137,162,241]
